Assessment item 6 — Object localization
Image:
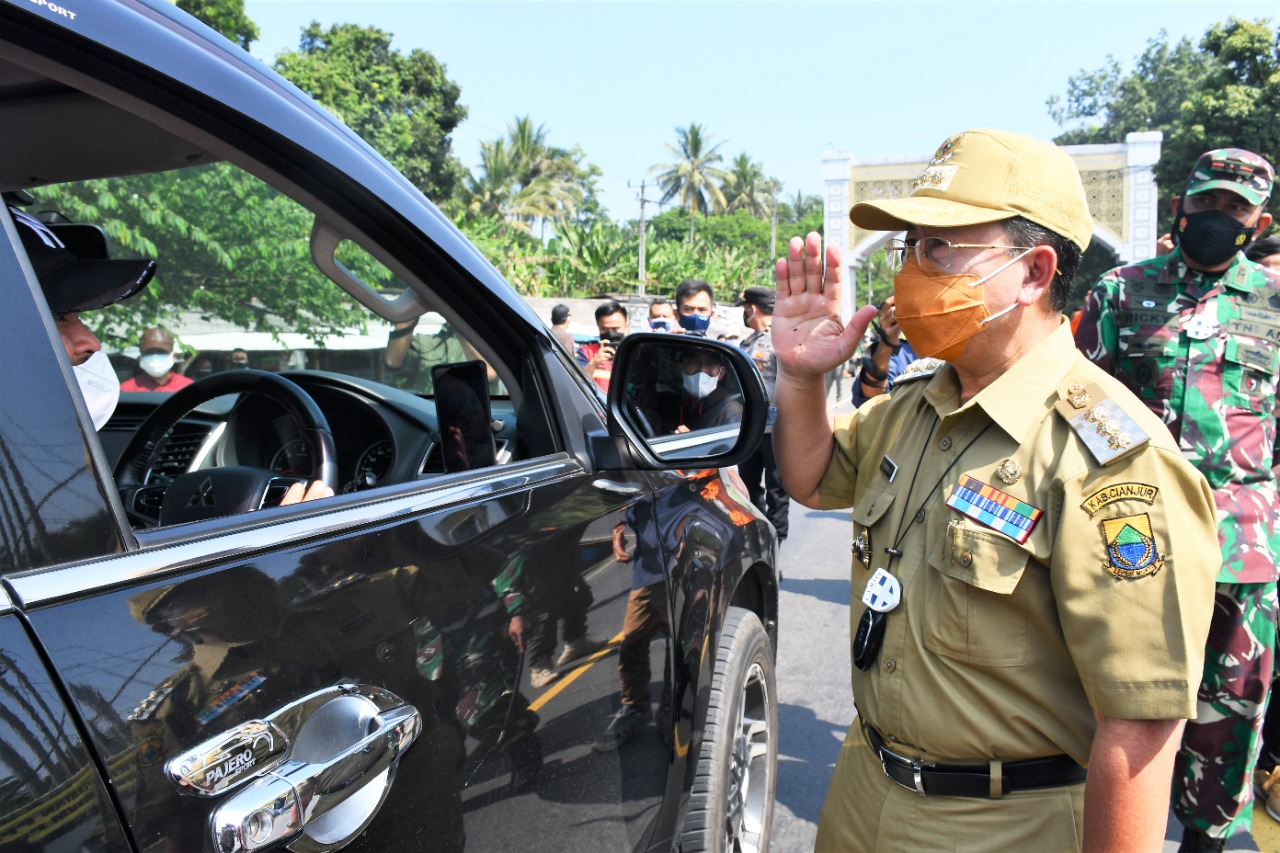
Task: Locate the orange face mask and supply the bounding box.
[892,251,1029,362]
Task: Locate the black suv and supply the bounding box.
[0,2,779,851]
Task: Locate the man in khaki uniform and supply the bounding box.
[772,128,1220,850]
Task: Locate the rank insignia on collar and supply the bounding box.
[995,458,1022,484]
[1101,513,1164,578]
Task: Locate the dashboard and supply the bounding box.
[114,371,519,500]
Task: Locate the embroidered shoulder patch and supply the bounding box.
[1082,482,1159,516]
[1101,514,1164,578]
[894,357,945,385]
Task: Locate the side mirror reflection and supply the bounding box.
[608,335,766,467]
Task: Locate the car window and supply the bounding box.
[30,165,507,398]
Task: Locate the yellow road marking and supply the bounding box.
[528,631,624,713]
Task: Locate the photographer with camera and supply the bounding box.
[577,300,628,391]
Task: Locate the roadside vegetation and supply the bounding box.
[36,0,1280,337]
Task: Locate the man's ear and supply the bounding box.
[1255,211,1273,234]
[1020,245,1058,305]
[1170,195,1182,216]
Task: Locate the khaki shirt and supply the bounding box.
[818,322,1218,766]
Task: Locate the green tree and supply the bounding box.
[34,165,367,348]
[721,154,773,218]
[274,23,468,202]
[1048,17,1279,229]
[461,116,599,235]
[652,123,729,244]
[176,0,259,48]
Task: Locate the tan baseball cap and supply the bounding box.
[850,128,1094,251]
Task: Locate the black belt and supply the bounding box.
[862,721,1086,798]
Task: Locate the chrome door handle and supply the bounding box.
[210,685,421,853]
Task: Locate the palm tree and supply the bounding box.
[463,119,590,233]
[722,154,772,218]
[652,123,729,243]
[787,189,821,221]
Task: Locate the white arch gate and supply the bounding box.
[820,130,1163,315]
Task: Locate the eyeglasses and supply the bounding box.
[884,236,1035,273]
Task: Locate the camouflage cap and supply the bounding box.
[1184,148,1275,205]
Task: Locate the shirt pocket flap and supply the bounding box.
[931,521,1030,595]
[1225,335,1279,373]
[851,482,897,528]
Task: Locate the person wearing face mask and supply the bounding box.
[120,327,193,392]
[674,278,716,335]
[771,129,1219,851]
[673,349,741,433]
[10,204,330,508]
[10,204,155,431]
[1075,148,1279,853]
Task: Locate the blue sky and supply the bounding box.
[244,1,1275,224]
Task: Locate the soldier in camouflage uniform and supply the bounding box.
[1074,148,1279,852]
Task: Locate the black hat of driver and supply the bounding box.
[10,205,156,313]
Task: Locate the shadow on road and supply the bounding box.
[781,577,850,607]
[775,702,847,824]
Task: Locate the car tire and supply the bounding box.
[681,605,777,853]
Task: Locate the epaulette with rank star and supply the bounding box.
[893,357,945,385]
[1053,380,1150,466]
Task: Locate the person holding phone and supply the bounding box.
[577,300,628,391]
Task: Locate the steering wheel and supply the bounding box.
[114,369,338,527]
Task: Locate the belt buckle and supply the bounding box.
[878,746,933,796]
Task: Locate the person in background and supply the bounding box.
[1233,235,1280,826]
[850,295,918,406]
[648,297,678,333]
[121,327,193,392]
[229,348,250,369]
[1075,147,1278,853]
[773,129,1218,851]
[1246,235,1280,275]
[550,303,577,356]
[736,286,789,543]
[577,300,628,391]
[674,279,716,335]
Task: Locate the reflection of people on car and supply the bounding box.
[674,349,743,433]
[9,203,331,507]
[121,327,193,392]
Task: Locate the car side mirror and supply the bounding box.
[606,333,767,469]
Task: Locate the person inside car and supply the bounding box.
[121,327,193,392]
[10,203,332,506]
[674,349,742,433]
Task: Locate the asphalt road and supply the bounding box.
[762,390,1268,852]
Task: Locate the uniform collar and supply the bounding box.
[923,320,1076,442]
[1162,247,1255,293]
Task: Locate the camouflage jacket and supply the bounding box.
[1075,248,1280,583]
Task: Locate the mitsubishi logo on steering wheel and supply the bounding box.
[188,476,217,508]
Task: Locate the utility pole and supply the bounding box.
[631,180,658,295]
[769,188,778,260]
